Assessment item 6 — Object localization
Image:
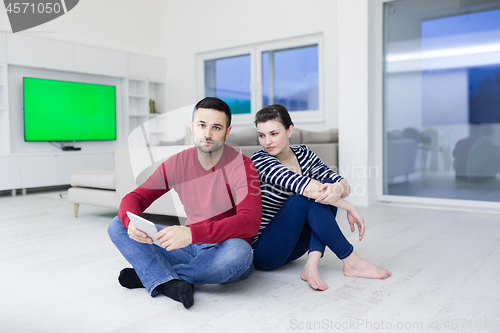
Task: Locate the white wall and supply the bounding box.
[338,0,373,206]
[158,0,339,130]
[0,0,161,56]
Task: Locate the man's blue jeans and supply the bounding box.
[253,180,354,271]
[108,216,254,296]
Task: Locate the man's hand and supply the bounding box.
[155,226,192,251]
[315,182,344,205]
[347,208,365,241]
[127,221,154,244]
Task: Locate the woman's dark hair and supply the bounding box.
[193,97,232,127]
[254,104,294,129]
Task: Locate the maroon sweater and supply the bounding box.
[119,145,262,245]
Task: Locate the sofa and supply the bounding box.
[224,127,339,170]
[69,127,339,218]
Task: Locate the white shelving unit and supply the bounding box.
[128,79,148,132]
[0,32,167,194]
[127,78,165,146]
[0,63,10,154]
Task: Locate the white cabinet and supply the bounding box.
[0,63,9,154]
[21,154,88,188]
[0,33,6,63]
[0,151,114,191]
[6,34,74,72]
[74,45,128,77]
[0,156,21,191]
[84,153,115,169]
[5,33,163,80]
[128,54,165,81]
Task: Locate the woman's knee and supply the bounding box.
[285,194,311,208]
[309,199,338,215]
[287,193,337,215]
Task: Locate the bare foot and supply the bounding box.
[300,251,328,291]
[342,251,392,279]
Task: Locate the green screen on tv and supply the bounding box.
[24,77,117,141]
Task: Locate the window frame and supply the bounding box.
[196,33,324,126]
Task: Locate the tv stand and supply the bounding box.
[0,150,114,193]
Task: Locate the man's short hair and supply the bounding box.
[193,97,232,127]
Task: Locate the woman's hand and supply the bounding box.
[347,207,365,241]
[305,179,350,204]
[315,182,344,205]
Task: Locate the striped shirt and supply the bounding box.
[251,145,343,244]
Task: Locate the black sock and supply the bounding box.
[118,268,144,289]
[156,279,194,309]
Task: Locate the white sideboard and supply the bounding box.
[0,151,114,192]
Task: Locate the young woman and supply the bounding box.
[251,104,391,290]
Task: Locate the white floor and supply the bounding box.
[1,191,499,333]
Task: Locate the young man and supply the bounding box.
[108,97,262,309]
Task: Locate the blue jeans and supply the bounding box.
[108,216,254,296]
[253,180,353,271]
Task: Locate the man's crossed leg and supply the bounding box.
[108,216,254,308]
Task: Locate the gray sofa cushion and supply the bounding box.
[238,142,338,170]
[227,127,302,145]
[306,143,338,171]
[175,126,308,147]
[159,137,185,146]
[226,127,258,146]
[238,145,263,159]
[290,128,301,145]
[301,129,338,144]
[70,169,116,190]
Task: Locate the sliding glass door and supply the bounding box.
[383,0,500,203]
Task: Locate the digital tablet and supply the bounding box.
[126,211,162,247]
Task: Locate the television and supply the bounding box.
[24,77,117,142]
